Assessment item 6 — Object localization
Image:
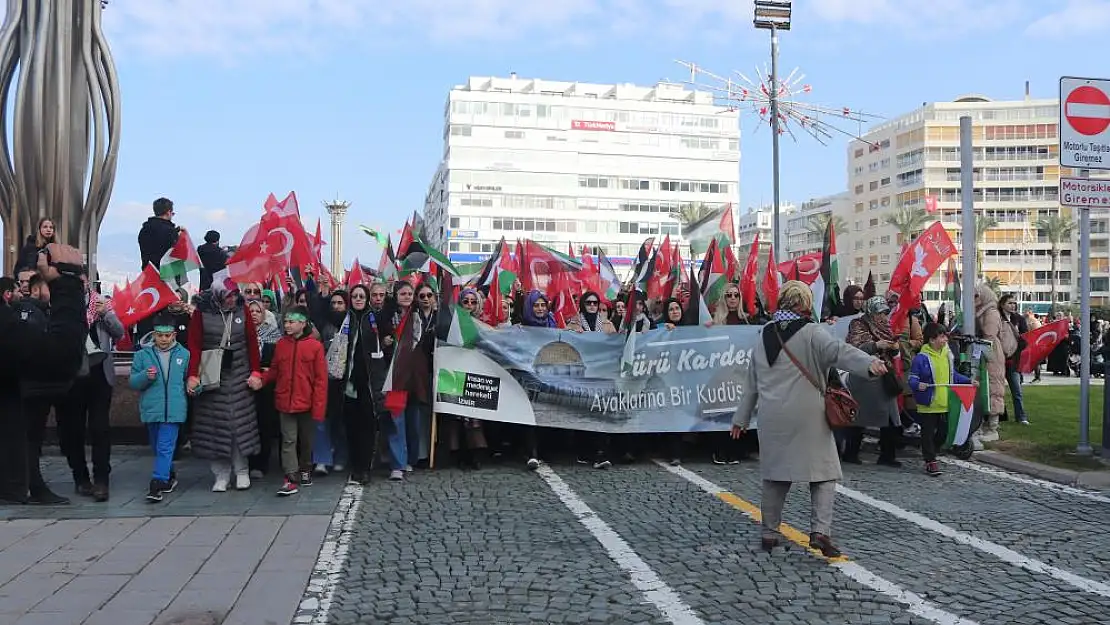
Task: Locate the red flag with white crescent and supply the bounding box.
[1017,319,1069,374]
[112,264,178,328]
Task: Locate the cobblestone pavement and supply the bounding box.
[323,455,1110,625]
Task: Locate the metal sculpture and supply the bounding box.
[0,0,121,276]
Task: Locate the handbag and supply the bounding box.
[327,314,351,380]
[774,326,859,428]
[199,312,233,392]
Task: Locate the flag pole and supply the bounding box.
[958,116,976,339]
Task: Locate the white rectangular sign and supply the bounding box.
[1059,177,1110,208]
[1060,76,1110,170]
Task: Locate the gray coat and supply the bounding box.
[191,305,260,460]
[88,307,124,383]
[734,322,877,483]
[845,318,901,429]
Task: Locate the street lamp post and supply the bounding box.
[754,0,791,265]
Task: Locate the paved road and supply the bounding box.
[4,447,1110,625]
[323,454,1110,625]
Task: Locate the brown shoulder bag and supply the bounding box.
[774,326,859,428]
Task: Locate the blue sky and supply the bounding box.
[4,0,1110,281]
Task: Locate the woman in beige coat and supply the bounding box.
[973,284,1018,445]
[732,281,887,557]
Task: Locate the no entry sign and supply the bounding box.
[1060,77,1110,170]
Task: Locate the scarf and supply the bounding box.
[847,312,895,348]
[763,309,810,366]
[86,290,101,327]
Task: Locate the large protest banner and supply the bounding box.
[433,317,857,434]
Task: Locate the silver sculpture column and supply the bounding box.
[0,0,121,277]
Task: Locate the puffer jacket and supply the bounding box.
[975,284,1016,415]
[262,329,328,420]
[129,342,191,423]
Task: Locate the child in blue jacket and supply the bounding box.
[129,313,191,502]
[908,322,973,477]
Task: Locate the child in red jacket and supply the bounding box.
[249,306,328,496]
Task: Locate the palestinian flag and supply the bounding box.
[682,263,711,326]
[445,305,482,348]
[403,234,461,276]
[596,248,621,304]
[159,230,201,285]
[359,225,389,247]
[812,219,840,321]
[699,238,727,307]
[945,258,962,328]
[945,384,977,447]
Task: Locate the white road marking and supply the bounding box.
[302,482,364,625]
[939,457,1110,504]
[838,484,1110,598]
[658,462,980,625]
[535,464,706,625]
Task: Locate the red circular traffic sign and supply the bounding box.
[1065,85,1110,136]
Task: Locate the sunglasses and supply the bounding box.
[350,293,367,300]
[584,300,599,306]
[244,289,261,295]
[418,293,435,299]
[461,298,478,305]
[725,292,740,299]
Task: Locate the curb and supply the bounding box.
[974,450,1110,491]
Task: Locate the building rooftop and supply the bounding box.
[860,95,1059,138]
[453,75,716,105]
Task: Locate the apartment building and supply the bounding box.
[785,193,851,259]
[840,94,1109,310]
[422,75,741,265]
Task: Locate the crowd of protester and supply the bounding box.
[2,198,1106,543]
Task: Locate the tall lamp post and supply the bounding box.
[754,0,791,264]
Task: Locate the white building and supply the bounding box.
[784,193,851,259]
[841,94,1110,311]
[423,75,741,267]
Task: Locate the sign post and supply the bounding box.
[1060,76,1110,456]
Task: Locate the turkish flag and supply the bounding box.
[648,235,674,300]
[741,234,761,316]
[228,210,316,283]
[778,252,822,286]
[1017,319,1069,374]
[112,264,178,328]
[888,221,955,332]
[761,243,780,312]
[346,257,366,288]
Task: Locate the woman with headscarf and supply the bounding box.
[185,284,263,492]
[246,299,282,479]
[838,285,866,318]
[843,296,904,467]
[516,290,556,469]
[661,297,688,330]
[332,284,389,485]
[311,289,351,476]
[732,281,886,556]
[567,291,616,334]
[973,283,1017,447]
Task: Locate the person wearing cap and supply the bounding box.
[130,313,190,502]
[197,230,227,291]
[248,305,328,496]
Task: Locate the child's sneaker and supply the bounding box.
[163,474,178,494]
[146,480,165,503]
[925,461,942,477]
[299,471,313,487]
[389,469,404,481]
[277,478,299,496]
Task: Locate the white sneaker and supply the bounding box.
[403,465,414,473]
[526,458,540,471]
[971,435,985,451]
[980,429,999,443]
[314,463,329,476]
[332,464,345,472]
[389,470,404,481]
[212,475,229,492]
[235,473,251,490]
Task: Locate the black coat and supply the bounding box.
[137,217,180,269]
[17,236,43,272]
[0,277,87,399]
[197,242,227,290]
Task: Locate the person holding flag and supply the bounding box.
[909,323,976,477]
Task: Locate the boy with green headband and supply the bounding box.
[129,312,191,503]
[249,305,328,496]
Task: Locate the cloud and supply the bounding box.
[1025,0,1110,37]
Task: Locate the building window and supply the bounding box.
[880,235,890,244]
[449,217,460,228]
[450,125,472,136]
[621,179,651,191]
[880,177,891,186]
[869,181,879,191]
[869,218,879,227]
[855,184,864,195]
[448,242,460,251]
[579,176,611,189]
[880,254,890,265]
[504,130,525,139]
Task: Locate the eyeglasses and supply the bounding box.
[584,300,599,306]
[418,293,435,300]
[461,298,477,305]
[725,292,740,299]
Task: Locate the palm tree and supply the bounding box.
[883,206,932,246]
[974,214,999,276]
[984,275,1005,297]
[804,213,848,239]
[1034,214,1076,312]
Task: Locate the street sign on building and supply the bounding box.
[1060,77,1110,170]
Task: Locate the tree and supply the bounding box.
[974,214,999,276]
[883,206,932,246]
[805,213,848,239]
[984,275,1005,298]
[1034,214,1076,313]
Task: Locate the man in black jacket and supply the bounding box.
[0,244,88,504]
[137,197,181,270]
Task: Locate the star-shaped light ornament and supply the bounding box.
[675,60,883,146]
